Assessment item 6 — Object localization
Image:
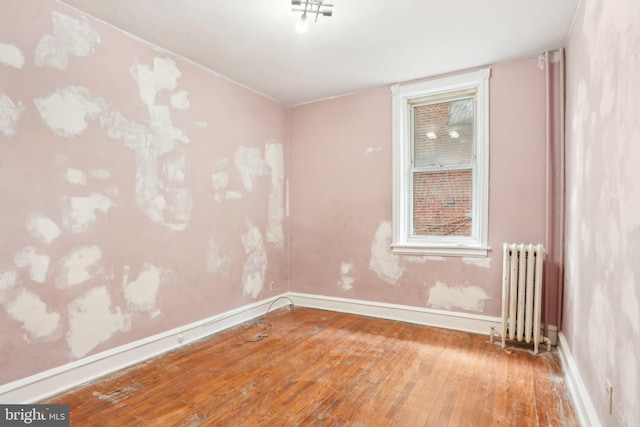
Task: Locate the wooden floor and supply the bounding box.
[45,307,578,426]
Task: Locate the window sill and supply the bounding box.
[391,243,489,257]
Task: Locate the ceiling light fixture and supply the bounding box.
[292,0,333,33]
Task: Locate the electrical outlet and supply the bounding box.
[605,381,613,414]
[269,281,275,292]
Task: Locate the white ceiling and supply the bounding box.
[59,0,580,106]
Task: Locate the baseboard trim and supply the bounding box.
[289,292,501,335]
[0,294,292,404]
[557,332,601,427]
[0,291,524,404]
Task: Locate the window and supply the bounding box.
[391,68,490,256]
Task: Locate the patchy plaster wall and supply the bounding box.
[288,58,547,318]
[0,0,288,384]
[564,0,640,425]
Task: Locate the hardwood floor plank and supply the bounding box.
[44,308,578,426]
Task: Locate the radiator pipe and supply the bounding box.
[557,48,566,331]
[544,51,551,339]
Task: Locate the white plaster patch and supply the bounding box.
[67,286,129,358]
[0,267,18,303]
[0,92,25,137]
[34,12,101,70]
[211,171,229,190]
[265,143,284,248]
[364,146,382,156]
[65,168,87,185]
[57,245,103,288]
[130,146,175,225]
[88,169,111,180]
[102,112,166,226]
[462,257,492,268]
[162,153,188,183]
[124,263,162,313]
[130,57,182,105]
[206,236,229,274]
[104,58,192,231]
[427,281,490,312]
[148,105,190,147]
[193,121,208,128]
[51,12,100,58]
[6,289,60,340]
[62,193,113,233]
[34,35,67,70]
[538,52,560,70]
[162,187,193,231]
[153,57,181,92]
[14,247,49,283]
[130,63,156,105]
[170,91,190,110]
[26,212,61,245]
[34,86,106,137]
[0,43,25,69]
[225,191,242,200]
[337,262,355,291]
[66,166,111,186]
[101,111,146,150]
[369,221,404,286]
[0,268,17,292]
[234,146,268,192]
[241,222,267,298]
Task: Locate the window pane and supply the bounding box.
[412,170,472,236]
[413,98,474,168]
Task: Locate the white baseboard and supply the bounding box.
[0,291,536,405]
[557,332,601,427]
[289,292,501,335]
[0,294,293,404]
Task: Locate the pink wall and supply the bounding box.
[564,0,640,424]
[0,0,288,384]
[289,58,548,318]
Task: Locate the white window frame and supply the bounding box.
[391,68,490,257]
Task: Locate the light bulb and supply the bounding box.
[295,13,309,33]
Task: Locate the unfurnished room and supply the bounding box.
[0,0,638,426]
